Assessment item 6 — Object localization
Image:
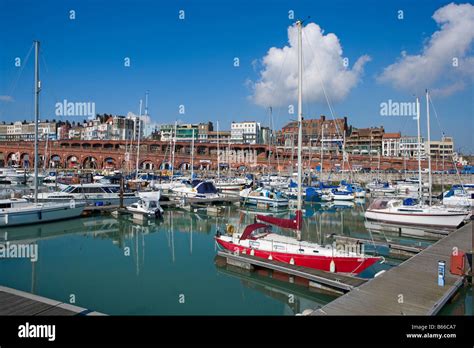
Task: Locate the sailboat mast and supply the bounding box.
[135,99,142,178]
[191,128,194,178]
[425,90,432,206]
[416,97,423,202]
[296,20,303,216]
[319,123,324,177]
[217,120,220,179]
[34,40,40,204]
[171,121,177,179]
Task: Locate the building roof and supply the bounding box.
[383,132,401,139]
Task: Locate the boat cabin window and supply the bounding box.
[249,241,260,248]
[0,203,12,209]
[62,186,76,193]
[148,201,157,208]
[103,186,120,193]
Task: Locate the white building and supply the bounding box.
[400,136,426,159]
[382,132,401,157]
[425,136,455,160]
[231,121,261,144]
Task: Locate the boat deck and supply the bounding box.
[0,285,105,316]
[312,221,472,315]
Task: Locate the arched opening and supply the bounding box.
[66,155,80,169]
[179,162,191,170]
[50,154,61,169]
[20,153,31,168]
[159,162,172,170]
[83,156,98,169]
[103,157,116,169]
[140,160,154,170]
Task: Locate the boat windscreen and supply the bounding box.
[368,199,389,210]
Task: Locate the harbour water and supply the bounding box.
[0,201,469,315]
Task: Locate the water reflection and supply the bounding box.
[0,201,453,315]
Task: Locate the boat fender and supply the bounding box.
[268,254,273,260]
[226,224,235,234]
[290,258,295,265]
[374,270,386,277]
[329,260,336,273]
[250,249,255,256]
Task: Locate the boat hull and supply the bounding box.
[0,203,85,227]
[365,209,469,228]
[216,238,379,274]
[34,196,138,206]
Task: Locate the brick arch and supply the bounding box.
[103,156,118,169]
[139,159,155,170]
[178,161,191,170]
[83,156,98,169]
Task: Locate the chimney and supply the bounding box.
[321,115,326,122]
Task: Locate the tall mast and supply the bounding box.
[416,97,423,202]
[34,41,40,204]
[320,124,324,178]
[296,20,303,239]
[191,128,194,179]
[425,90,432,206]
[171,121,177,180]
[217,120,220,179]
[135,99,142,178]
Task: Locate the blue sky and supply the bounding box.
[0,0,473,153]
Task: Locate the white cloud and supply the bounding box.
[378,3,474,96]
[249,22,371,107]
[0,95,13,102]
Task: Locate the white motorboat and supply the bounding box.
[365,198,470,228]
[0,198,85,227]
[171,180,221,200]
[329,188,355,201]
[28,183,139,206]
[213,177,250,192]
[366,180,396,194]
[240,187,289,208]
[126,196,163,218]
[442,188,474,208]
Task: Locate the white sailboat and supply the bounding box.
[1,41,85,227]
[365,91,470,229]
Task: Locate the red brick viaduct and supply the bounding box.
[0,140,453,172]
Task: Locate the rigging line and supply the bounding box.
[428,94,465,187]
[302,30,343,140]
[39,52,62,120]
[0,44,34,118]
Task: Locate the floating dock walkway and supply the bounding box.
[217,251,367,293]
[312,222,472,315]
[0,286,105,316]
